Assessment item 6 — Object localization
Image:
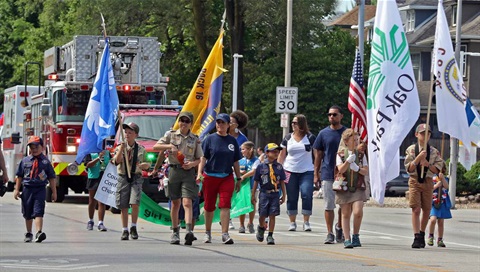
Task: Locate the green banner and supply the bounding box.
[135,181,253,226]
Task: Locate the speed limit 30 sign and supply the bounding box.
[276,86,298,113]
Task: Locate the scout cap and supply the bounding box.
[415,123,431,133]
[178,111,194,122]
[264,143,282,153]
[122,122,140,134]
[27,136,43,146]
[216,113,230,123]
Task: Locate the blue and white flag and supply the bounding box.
[75,38,119,164]
[466,98,480,147]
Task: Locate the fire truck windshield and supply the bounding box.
[124,115,177,141]
[53,90,90,122]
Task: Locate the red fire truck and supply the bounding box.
[4,35,173,202]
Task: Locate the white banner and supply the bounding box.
[367,0,420,204]
[94,163,118,208]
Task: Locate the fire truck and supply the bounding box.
[5,35,174,202]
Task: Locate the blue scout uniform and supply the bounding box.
[16,154,56,219]
[253,160,286,217]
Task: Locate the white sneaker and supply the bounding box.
[203,232,212,243]
[229,220,235,230]
[303,221,312,231]
[288,222,297,231]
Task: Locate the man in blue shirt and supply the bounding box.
[313,105,347,244]
[14,136,56,243]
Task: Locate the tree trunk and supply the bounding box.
[225,0,245,111]
[192,0,209,63]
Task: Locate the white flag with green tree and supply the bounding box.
[367,0,420,204]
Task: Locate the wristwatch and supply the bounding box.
[235,177,242,182]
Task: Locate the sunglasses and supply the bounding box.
[327,113,338,117]
[179,118,191,124]
[291,121,298,125]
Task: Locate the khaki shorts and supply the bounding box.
[116,174,143,209]
[408,177,433,211]
[168,167,198,200]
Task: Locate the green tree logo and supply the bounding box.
[367,25,411,109]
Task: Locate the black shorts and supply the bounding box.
[86,172,104,191]
[258,192,280,217]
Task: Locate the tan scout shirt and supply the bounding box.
[404,144,443,180]
[157,130,203,165]
[114,142,147,175]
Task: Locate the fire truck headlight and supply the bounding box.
[67,145,77,153]
[66,163,78,175]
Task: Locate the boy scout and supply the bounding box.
[113,122,150,240]
[404,123,443,249]
[153,111,203,246]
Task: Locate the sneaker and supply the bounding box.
[97,223,107,232]
[344,239,354,249]
[437,239,446,248]
[203,232,212,243]
[24,233,33,243]
[411,233,422,248]
[229,220,235,230]
[335,223,344,243]
[288,222,297,231]
[247,223,255,234]
[303,221,312,232]
[121,230,129,240]
[87,221,94,230]
[352,234,362,247]
[427,236,434,246]
[238,226,246,233]
[184,232,195,246]
[222,233,234,244]
[256,226,266,242]
[324,232,335,244]
[35,231,46,243]
[266,236,275,245]
[130,226,138,240]
[419,231,426,248]
[170,232,180,245]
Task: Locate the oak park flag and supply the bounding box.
[173,30,225,140]
[367,0,420,204]
[75,38,119,164]
[433,0,470,146]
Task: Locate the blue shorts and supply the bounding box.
[258,192,280,217]
[21,186,46,220]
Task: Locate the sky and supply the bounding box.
[336,0,356,12]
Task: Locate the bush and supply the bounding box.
[464,160,480,194]
[446,159,468,195]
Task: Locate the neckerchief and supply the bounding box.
[415,143,430,183]
[268,163,278,191]
[30,156,41,179]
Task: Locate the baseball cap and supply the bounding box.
[264,143,282,153]
[27,136,43,146]
[415,123,431,133]
[122,122,140,134]
[178,111,194,122]
[216,113,230,123]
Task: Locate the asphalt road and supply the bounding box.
[0,192,479,272]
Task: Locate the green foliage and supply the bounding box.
[464,160,480,194]
[446,158,476,195]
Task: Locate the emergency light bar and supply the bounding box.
[119,104,181,110]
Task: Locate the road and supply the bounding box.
[0,192,479,272]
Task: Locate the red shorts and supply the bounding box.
[202,174,234,212]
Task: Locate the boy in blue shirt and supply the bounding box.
[252,143,286,245]
[14,136,56,243]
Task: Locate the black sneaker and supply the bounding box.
[335,223,344,243]
[419,231,426,248]
[121,230,129,240]
[130,226,138,240]
[411,233,422,248]
[184,232,195,246]
[24,233,33,243]
[35,231,46,243]
[256,226,265,242]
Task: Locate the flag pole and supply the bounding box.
[101,13,131,179]
[421,69,435,178]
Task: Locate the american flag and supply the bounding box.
[348,49,367,142]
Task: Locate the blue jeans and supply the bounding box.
[286,171,314,216]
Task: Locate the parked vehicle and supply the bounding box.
[385,169,410,196]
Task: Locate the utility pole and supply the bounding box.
[283,0,293,138]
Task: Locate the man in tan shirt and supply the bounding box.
[154,111,203,245]
[404,123,443,249]
[113,122,150,241]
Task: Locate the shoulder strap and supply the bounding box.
[307,132,316,146]
[415,143,430,182]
